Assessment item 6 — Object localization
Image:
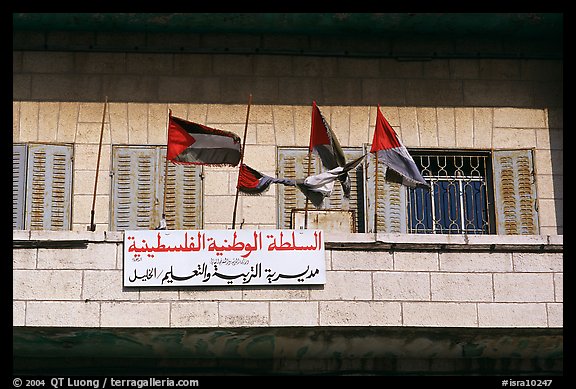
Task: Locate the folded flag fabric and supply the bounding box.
[370,106,429,188]
[166,112,242,166]
[309,101,352,197]
[237,164,296,195]
[297,154,366,208]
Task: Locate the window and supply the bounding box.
[110,145,203,230]
[407,152,495,234]
[278,147,539,235]
[13,143,74,230]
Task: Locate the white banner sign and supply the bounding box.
[123,229,325,287]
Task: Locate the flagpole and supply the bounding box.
[161,111,170,229]
[374,152,379,234]
[232,93,253,229]
[89,96,107,232]
[304,148,312,229]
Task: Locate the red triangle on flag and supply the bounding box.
[167,116,196,160]
[370,105,401,153]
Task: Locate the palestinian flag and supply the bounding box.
[237,164,295,195]
[297,154,367,208]
[167,112,242,166]
[309,101,351,197]
[370,106,429,188]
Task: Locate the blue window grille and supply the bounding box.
[407,152,495,234]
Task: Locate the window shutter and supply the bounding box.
[159,148,203,230]
[277,147,365,229]
[492,149,539,235]
[111,146,160,230]
[364,149,407,233]
[13,144,27,230]
[25,144,73,230]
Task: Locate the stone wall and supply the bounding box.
[13,231,563,329]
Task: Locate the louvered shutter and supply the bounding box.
[493,149,539,235]
[111,146,160,230]
[277,147,364,230]
[13,144,27,230]
[364,148,407,233]
[159,147,203,230]
[25,144,73,230]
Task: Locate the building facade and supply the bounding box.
[13,13,563,375]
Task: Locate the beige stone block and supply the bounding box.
[534,149,562,175]
[37,242,116,270]
[322,78,362,105]
[403,302,478,327]
[477,303,547,327]
[101,302,170,327]
[13,248,37,269]
[13,269,82,300]
[455,108,474,148]
[330,106,350,147]
[273,105,296,146]
[349,106,371,147]
[270,302,318,326]
[139,289,180,301]
[431,273,493,302]
[13,102,20,140]
[250,105,274,124]
[473,108,493,148]
[293,105,311,146]
[493,128,537,149]
[203,195,236,224]
[74,144,111,171]
[78,102,106,123]
[73,170,110,196]
[219,302,269,327]
[38,102,59,143]
[439,252,512,272]
[398,107,419,147]
[437,108,456,148]
[186,104,208,122]
[536,128,561,150]
[19,102,39,142]
[547,303,563,327]
[332,250,392,271]
[373,272,430,301]
[310,271,372,300]
[26,301,100,327]
[242,286,309,301]
[512,252,562,272]
[23,51,74,73]
[494,273,555,302]
[493,108,547,128]
[57,102,79,142]
[13,301,25,326]
[394,252,439,271]
[537,199,560,230]
[536,174,562,199]
[207,104,250,124]
[320,301,401,326]
[204,170,233,196]
[127,53,173,74]
[72,194,110,226]
[75,122,106,144]
[256,124,275,145]
[554,273,563,302]
[127,103,149,144]
[178,287,243,301]
[83,270,138,301]
[226,123,256,144]
[417,108,438,147]
[148,104,169,144]
[171,302,219,327]
[241,145,276,168]
[108,103,129,144]
[167,103,189,120]
[241,196,277,224]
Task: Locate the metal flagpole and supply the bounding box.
[89,96,108,232]
[158,109,172,230]
[232,93,253,229]
[304,148,312,229]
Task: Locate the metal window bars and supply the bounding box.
[407,153,492,234]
